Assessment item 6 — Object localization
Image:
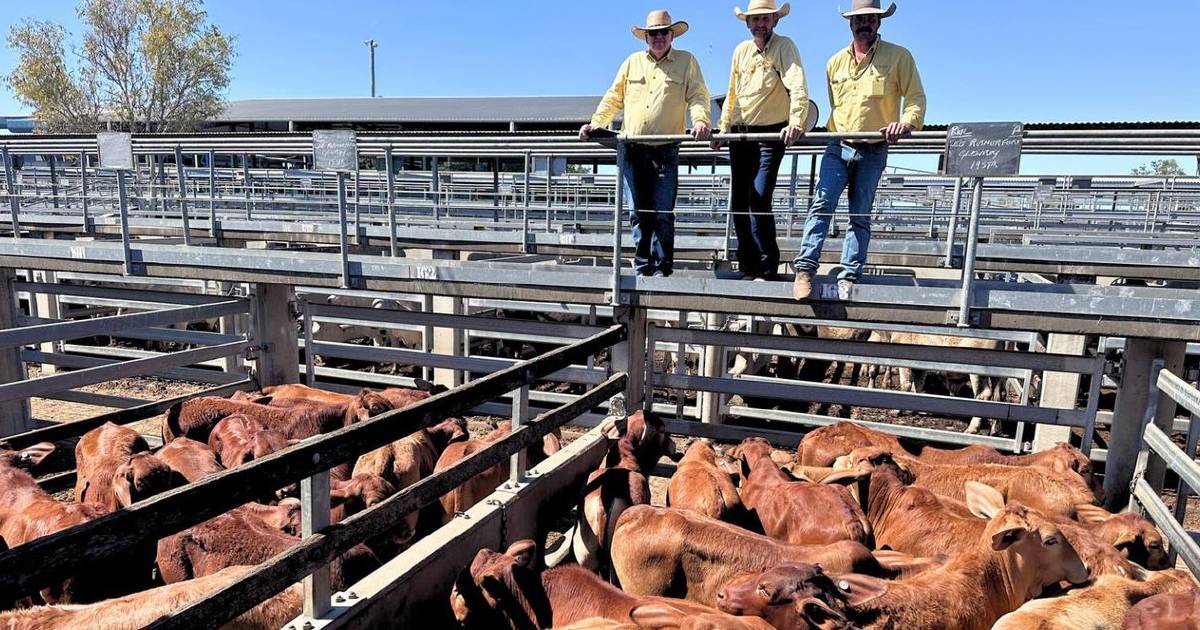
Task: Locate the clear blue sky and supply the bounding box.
[2,0,1198,174]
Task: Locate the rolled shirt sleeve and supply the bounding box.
[685,55,711,128]
[590,58,629,129]
[718,48,740,132]
[777,38,810,130]
[898,49,926,131]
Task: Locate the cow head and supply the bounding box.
[331,473,397,521]
[601,411,678,469]
[1045,442,1104,504]
[266,498,303,536]
[680,440,719,466]
[968,482,1091,592]
[14,441,62,472]
[249,429,289,464]
[112,453,182,508]
[837,447,913,484]
[716,563,854,630]
[428,417,470,450]
[630,602,779,629]
[1079,509,1169,571]
[451,540,547,630]
[350,390,396,424]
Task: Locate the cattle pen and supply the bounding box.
[0,126,1196,628]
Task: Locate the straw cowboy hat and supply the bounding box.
[842,0,897,19]
[631,10,689,39]
[735,0,791,21]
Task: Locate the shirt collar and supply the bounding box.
[846,36,881,59]
[645,47,676,63]
[754,33,775,54]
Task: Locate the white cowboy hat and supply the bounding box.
[842,0,897,19]
[631,9,689,39]
[735,0,791,21]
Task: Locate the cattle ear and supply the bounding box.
[990,525,1026,551]
[965,481,1006,520]
[17,442,56,467]
[79,479,91,503]
[629,603,685,629]
[1072,503,1111,525]
[505,540,537,568]
[830,574,887,607]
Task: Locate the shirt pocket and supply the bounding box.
[830,73,853,107]
[737,60,771,101]
[626,72,649,104]
[866,65,890,98]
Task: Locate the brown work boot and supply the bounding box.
[792,271,813,301]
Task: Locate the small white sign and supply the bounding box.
[97,132,134,171]
[926,186,945,199]
[414,265,437,281]
[313,130,358,172]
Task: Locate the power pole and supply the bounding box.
[364,39,379,97]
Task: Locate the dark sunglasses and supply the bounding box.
[645,28,672,37]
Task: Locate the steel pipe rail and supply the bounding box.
[0,299,246,349]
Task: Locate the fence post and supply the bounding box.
[943,177,964,267]
[242,153,251,220]
[207,150,217,237]
[385,148,398,258]
[610,141,624,306]
[174,146,192,246]
[1031,334,1086,452]
[79,152,91,233]
[508,384,529,487]
[250,283,299,387]
[0,268,32,436]
[116,170,135,275]
[432,251,465,389]
[955,177,984,327]
[699,311,724,424]
[218,281,245,376]
[32,270,61,375]
[1104,339,1188,510]
[3,146,21,237]
[610,305,646,411]
[300,470,332,619]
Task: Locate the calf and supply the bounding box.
[156,506,380,590]
[610,505,902,606]
[666,441,742,523]
[261,382,440,411]
[1123,586,1200,630]
[719,498,1091,630]
[74,423,181,511]
[329,473,397,523]
[434,421,561,526]
[207,413,290,468]
[734,437,870,546]
[992,568,1194,630]
[239,498,302,536]
[155,437,224,482]
[0,565,303,630]
[1078,508,1170,570]
[451,540,772,630]
[163,390,394,444]
[547,411,677,575]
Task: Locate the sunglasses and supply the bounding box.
[645,28,672,38]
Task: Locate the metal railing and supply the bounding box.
[1129,361,1200,574]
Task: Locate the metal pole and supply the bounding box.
[385,148,397,257]
[611,140,625,307]
[300,470,331,618]
[3,147,20,237]
[48,154,59,209]
[353,167,361,246]
[723,174,734,263]
[207,150,216,235]
[927,199,938,238]
[956,178,985,327]
[79,152,90,232]
[943,177,964,267]
[174,146,192,246]
[117,170,134,275]
[337,172,351,288]
[508,384,529,486]
[786,153,799,238]
[365,39,378,98]
[431,156,440,225]
[546,153,553,233]
[522,151,531,254]
[242,153,251,220]
[302,300,315,387]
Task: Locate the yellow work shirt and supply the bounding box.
[826,38,926,138]
[718,34,810,130]
[590,48,711,140]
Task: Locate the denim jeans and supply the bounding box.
[729,123,787,277]
[621,143,680,276]
[792,141,889,281]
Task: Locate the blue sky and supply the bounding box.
[2,0,1198,174]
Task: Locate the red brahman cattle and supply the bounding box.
[74,423,182,511]
[1123,586,1200,629]
[155,437,223,482]
[992,568,1194,630]
[665,441,743,523]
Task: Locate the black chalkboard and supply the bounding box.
[943,122,1024,177]
[313,130,358,172]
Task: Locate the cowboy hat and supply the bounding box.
[735,0,790,20]
[729,0,787,20]
[631,10,689,39]
[842,0,897,19]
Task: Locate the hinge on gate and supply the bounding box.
[243,341,267,360]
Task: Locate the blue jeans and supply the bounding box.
[793,141,889,281]
[621,143,679,276]
[729,123,787,276]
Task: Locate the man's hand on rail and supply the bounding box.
[579,124,594,142]
[880,122,913,144]
[780,125,804,146]
[690,123,712,141]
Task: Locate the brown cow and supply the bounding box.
[156,506,379,590]
[1077,507,1171,570]
[239,498,302,536]
[610,505,904,606]
[329,473,397,523]
[1123,586,1200,630]
[207,413,290,468]
[155,437,224,482]
[666,441,743,523]
[992,568,1194,630]
[0,565,302,630]
[74,423,182,511]
[719,498,1090,630]
[163,390,394,444]
[734,437,870,546]
[711,563,857,630]
[261,382,440,412]
[434,421,562,526]
[451,540,774,630]
[547,411,677,575]
[798,422,1102,500]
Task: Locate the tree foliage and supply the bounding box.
[1131,159,1187,177]
[6,0,233,133]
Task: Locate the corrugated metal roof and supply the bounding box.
[215,96,610,123]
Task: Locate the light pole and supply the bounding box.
[364,39,379,97]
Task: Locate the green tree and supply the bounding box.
[6,0,233,133]
[1131,159,1187,176]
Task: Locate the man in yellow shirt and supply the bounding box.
[581,10,711,277]
[792,0,926,300]
[714,0,809,281]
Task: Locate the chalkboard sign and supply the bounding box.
[97,132,134,171]
[313,130,358,172]
[943,122,1024,177]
